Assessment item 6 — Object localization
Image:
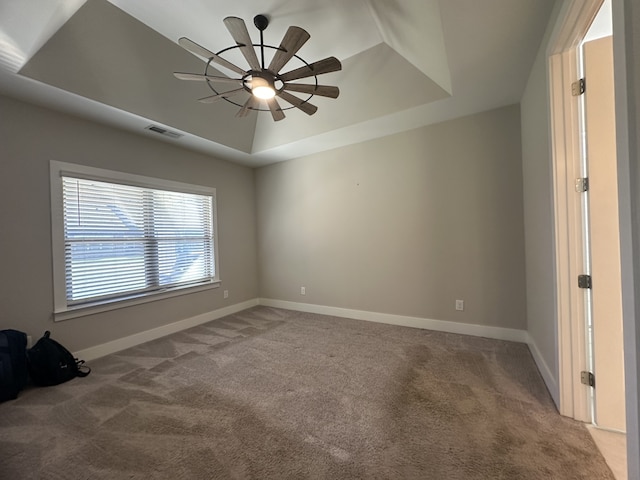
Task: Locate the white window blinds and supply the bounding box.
[62,176,215,305]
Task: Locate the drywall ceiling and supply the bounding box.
[584,0,612,43]
[0,0,556,167]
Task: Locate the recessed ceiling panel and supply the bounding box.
[368,0,452,95]
[252,42,451,153]
[108,0,383,74]
[19,0,257,153]
[0,0,86,72]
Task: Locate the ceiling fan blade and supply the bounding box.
[282,83,339,99]
[198,88,246,104]
[178,37,247,76]
[173,72,243,85]
[268,26,310,73]
[279,57,342,82]
[236,96,259,118]
[277,90,318,116]
[266,97,286,122]
[223,17,261,71]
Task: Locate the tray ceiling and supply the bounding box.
[0,0,556,167]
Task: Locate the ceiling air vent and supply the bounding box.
[145,125,183,139]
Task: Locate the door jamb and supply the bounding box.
[547,0,602,423]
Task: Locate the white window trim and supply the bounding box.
[50,160,220,321]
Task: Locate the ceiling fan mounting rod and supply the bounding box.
[259,29,265,69]
[254,14,269,70]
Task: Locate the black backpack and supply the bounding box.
[0,329,28,402]
[27,331,90,386]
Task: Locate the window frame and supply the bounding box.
[50,161,220,321]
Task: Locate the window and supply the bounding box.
[50,161,219,319]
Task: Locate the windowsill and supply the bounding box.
[53,280,221,322]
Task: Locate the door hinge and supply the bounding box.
[581,371,595,388]
[575,177,589,192]
[578,274,592,289]
[572,78,586,96]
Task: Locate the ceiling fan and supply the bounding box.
[174,14,342,122]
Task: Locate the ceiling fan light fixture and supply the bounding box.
[251,74,276,99]
[253,86,275,99]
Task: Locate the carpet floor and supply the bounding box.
[0,306,615,479]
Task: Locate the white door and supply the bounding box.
[583,35,626,432]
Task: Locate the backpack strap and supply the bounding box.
[75,359,91,378]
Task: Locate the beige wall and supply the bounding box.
[520,19,558,388]
[0,95,258,352]
[256,105,527,330]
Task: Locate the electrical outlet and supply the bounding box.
[223,290,229,299]
[300,286,306,295]
[455,299,464,311]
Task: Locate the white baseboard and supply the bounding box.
[74,298,259,362]
[525,333,560,408]
[258,298,529,343]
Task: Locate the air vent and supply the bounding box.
[145,125,183,139]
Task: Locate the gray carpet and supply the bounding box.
[0,306,614,479]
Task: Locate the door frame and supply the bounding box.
[548,0,640,476]
[548,0,602,423]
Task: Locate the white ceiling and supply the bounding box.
[0,0,556,167]
[584,0,612,43]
